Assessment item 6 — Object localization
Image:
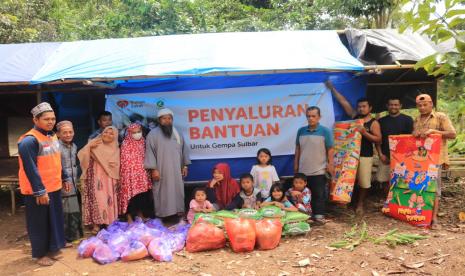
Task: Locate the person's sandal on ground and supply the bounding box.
[48,250,64,260]
[431,220,442,230]
[311,218,327,226]
[36,256,55,266]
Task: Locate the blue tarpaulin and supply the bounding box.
[0,31,363,84]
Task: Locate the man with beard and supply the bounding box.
[375,97,413,195]
[144,108,191,222]
[326,81,381,216]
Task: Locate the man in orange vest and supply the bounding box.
[18,102,71,266]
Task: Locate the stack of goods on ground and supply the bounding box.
[382,134,442,227]
[77,207,312,264]
[78,218,189,264]
[187,206,311,253]
[330,120,363,204]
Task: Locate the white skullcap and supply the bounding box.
[31,102,53,117]
[157,108,174,118]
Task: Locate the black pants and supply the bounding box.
[24,190,65,258]
[127,191,152,219]
[307,174,327,219]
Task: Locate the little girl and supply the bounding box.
[262,183,297,212]
[187,188,214,224]
[250,148,280,199]
[206,163,240,209]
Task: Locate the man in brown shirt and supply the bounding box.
[413,94,456,229]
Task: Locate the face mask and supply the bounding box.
[132,132,143,140]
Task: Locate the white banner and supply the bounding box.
[106,83,334,159]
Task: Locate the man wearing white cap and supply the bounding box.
[413,93,456,230]
[144,108,191,222]
[17,102,71,266]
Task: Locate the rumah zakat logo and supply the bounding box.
[117,100,129,108]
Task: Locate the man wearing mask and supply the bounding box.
[413,94,456,230]
[326,81,381,216]
[375,97,413,194]
[18,103,71,266]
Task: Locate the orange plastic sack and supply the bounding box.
[121,241,149,262]
[224,218,256,253]
[186,222,226,253]
[255,219,282,250]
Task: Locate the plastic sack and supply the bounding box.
[193,213,224,227]
[121,240,149,262]
[108,232,131,255]
[259,206,285,218]
[256,219,282,250]
[78,237,103,258]
[236,208,262,220]
[225,218,256,253]
[186,222,226,253]
[281,211,310,224]
[282,221,311,236]
[214,210,239,219]
[145,218,167,231]
[92,243,119,265]
[148,238,173,262]
[138,227,165,247]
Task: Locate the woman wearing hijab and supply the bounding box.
[78,126,120,234]
[118,123,152,223]
[205,163,240,210]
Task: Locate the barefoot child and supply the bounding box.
[286,173,312,216]
[261,183,298,211]
[225,173,262,210]
[187,188,214,224]
[250,148,280,199]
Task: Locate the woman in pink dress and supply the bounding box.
[78,126,120,234]
[118,123,152,223]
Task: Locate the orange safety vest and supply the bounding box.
[18,128,62,195]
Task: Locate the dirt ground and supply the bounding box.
[1,180,465,276]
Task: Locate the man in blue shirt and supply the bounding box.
[294,106,334,225]
[88,111,113,140]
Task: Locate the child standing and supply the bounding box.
[226,173,262,210]
[250,148,280,199]
[262,183,297,212]
[187,188,214,224]
[286,173,312,216]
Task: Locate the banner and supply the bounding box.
[382,134,442,227]
[106,83,335,160]
[330,120,362,204]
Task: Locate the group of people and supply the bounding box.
[17,81,456,266]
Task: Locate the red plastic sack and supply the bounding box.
[121,241,149,262]
[224,218,256,253]
[186,222,226,253]
[255,219,282,250]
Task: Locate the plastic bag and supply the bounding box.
[186,222,226,253]
[121,240,149,262]
[78,237,103,258]
[148,238,173,262]
[259,206,285,218]
[214,210,239,219]
[108,232,131,255]
[92,243,119,265]
[167,225,189,252]
[96,228,111,243]
[145,218,167,231]
[236,208,262,220]
[255,219,282,250]
[193,213,224,227]
[225,218,256,253]
[138,227,164,247]
[282,221,311,236]
[281,211,310,224]
[107,220,129,232]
